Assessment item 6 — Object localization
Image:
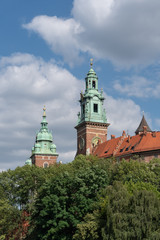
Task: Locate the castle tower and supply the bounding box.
[31,107,58,167]
[75,60,109,155]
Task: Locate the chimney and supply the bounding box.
[128,135,130,142]
[122,130,126,136]
[143,126,147,135]
[152,131,156,137]
[111,135,115,139]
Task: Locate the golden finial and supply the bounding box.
[43,105,46,116]
[90,58,93,67]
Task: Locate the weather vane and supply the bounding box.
[90,58,93,67]
[43,105,46,116]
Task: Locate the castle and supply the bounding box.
[26,62,160,167]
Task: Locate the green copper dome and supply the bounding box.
[31,107,58,156]
[36,131,53,141]
[25,158,32,166]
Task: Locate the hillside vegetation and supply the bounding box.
[1,155,160,239]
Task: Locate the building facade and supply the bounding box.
[94,115,160,162]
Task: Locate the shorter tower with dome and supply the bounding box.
[25,107,58,167]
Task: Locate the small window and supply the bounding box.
[83,104,85,114]
[120,146,125,153]
[43,162,49,168]
[125,145,130,151]
[92,81,96,88]
[94,104,98,113]
[131,146,135,150]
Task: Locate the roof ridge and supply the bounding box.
[113,133,127,156]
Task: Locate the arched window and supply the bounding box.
[43,162,49,168]
[92,81,96,88]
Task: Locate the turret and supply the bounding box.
[30,107,58,167]
[135,114,152,135]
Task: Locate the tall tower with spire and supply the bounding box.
[75,60,109,155]
[31,107,58,167]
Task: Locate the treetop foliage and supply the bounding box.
[1,155,160,239]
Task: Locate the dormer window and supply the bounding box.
[92,81,96,88]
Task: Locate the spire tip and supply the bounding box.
[43,106,46,117]
[90,58,93,67]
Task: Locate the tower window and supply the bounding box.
[83,104,85,114]
[92,81,96,88]
[94,104,98,113]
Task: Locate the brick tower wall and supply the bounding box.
[76,122,109,156]
[31,154,57,167]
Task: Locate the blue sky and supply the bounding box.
[1,0,160,170]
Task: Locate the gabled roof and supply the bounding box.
[94,132,160,159]
[94,136,122,158]
[135,115,152,135]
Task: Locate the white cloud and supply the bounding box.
[11,149,30,157]
[0,53,142,169]
[114,76,153,97]
[0,53,81,168]
[59,151,76,163]
[105,93,142,137]
[23,16,84,67]
[23,0,160,67]
[72,0,115,26]
[113,75,160,98]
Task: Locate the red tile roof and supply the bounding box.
[94,136,122,158]
[94,132,160,159]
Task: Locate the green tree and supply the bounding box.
[74,181,160,240]
[73,212,100,240]
[0,198,21,240]
[27,159,109,240]
[0,165,48,209]
[112,159,157,186]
